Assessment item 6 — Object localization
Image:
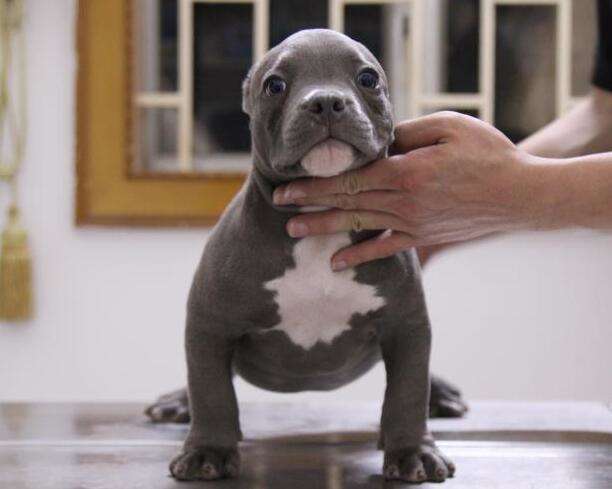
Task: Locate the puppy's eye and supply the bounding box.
[357,69,379,89]
[264,76,287,96]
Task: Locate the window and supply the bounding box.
[76,0,596,226]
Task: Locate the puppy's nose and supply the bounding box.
[301,90,347,117]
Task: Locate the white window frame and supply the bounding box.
[136,0,269,173]
[135,0,583,173]
[332,0,576,123]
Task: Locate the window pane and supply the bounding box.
[136,0,178,92]
[345,5,384,62]
[193,3,253,171]
[445,0,479,93]
[136,108,178,173]
[571,0,597,97]
[269,0,327,47]
[495,5,556,142]
[345,4,410,119]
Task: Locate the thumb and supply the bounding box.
[391,112,455,154]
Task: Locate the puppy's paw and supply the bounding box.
[429,375,468,418]
[384,443,454,483]
[144,388,191,424]
[170,446,240,481]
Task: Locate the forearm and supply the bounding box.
[522,151,612,230]
[519,87,612,158]
[419,89,612,265]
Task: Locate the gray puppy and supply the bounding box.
[167,29,454,483]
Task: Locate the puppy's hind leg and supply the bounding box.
[145,387,190,424]
[429,375,468,418]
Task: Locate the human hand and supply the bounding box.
[273,112,544,270]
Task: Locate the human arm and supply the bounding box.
[520,87,612,158]
[416,86,612,265]
[273,111,612,271]
[419,0,612,265]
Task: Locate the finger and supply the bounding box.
[416,243,450,268]
[273,157,407,205]
[331,231,416,270]
[293,190,400,214]
[286,210,405,238]
[391,111,460,154]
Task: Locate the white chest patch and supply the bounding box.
[263,233,386,350]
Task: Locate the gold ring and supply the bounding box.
[351,213,363,233]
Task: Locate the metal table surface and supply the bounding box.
[1,401,611,488]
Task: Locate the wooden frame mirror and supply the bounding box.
[76,0,246,226]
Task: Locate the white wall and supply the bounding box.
[1,0,611,403]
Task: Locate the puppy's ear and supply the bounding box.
[242,67,254,115]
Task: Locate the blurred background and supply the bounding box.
[0,0,610,405]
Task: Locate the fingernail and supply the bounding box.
[287,221,309,238]
[332,260,347,271]
[283,187,305,203]
[273,188,285,205]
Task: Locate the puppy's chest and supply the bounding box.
[263,233,386,350]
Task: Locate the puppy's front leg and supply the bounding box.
[170,315,241,481]
[379,320,455,483]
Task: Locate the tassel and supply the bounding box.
[0,204,32,321]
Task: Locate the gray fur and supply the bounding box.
[169,29,454,483]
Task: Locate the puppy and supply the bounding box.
[168,29,454,483]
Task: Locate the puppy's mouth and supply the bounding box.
[298,138,356,177]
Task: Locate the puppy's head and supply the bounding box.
[242,29,394,182]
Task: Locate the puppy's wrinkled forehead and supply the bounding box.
[274,31,381,77]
